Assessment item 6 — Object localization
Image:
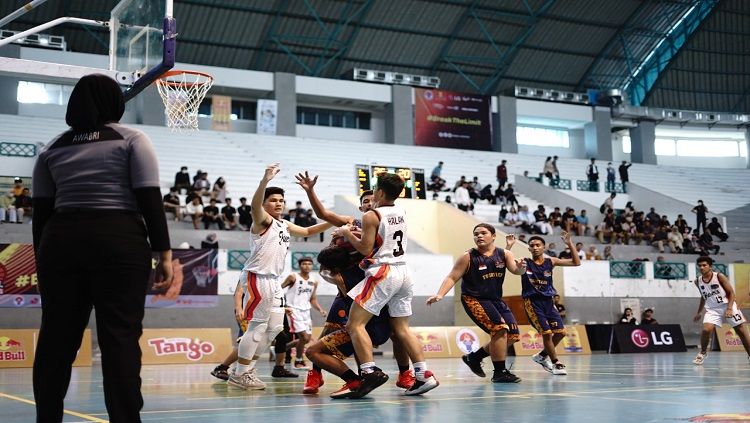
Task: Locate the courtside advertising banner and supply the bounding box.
[0,329,92,368]
[147,248,219,308]
[611,324,686,353]
[414,88,492,151]
[715,324,746,352]
[733,263,750,309]
[140,328,233,364]
[512,325,592,356]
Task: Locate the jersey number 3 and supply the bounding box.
[393,230,404,257]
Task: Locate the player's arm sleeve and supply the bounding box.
[31,151,55,254]
[129,131,170,252]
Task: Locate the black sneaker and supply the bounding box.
[491,369,521,383]
[210,365,229,381]
[348,369,389,399]
[272,366,299,378]
[461,354,486,378]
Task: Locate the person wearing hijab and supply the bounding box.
[32,74,174,422]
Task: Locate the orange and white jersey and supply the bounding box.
[362,205,407,268]
[696,271,728,311]
[284,273,316,311]
[242,218,291,277]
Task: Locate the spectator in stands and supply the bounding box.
[697,231,720,255]
[542,156,555,187]
[674,214,689,234]
[575,209,594,236]
[639,218,655,245]
[517,205,535,233]
[212,177,227,203]
[558,246,572,259]
[545,242,558,257]
[305,209,324,242]
[619,308,637,325]
[618,161,632,193]
[575,242,585,260]
[469,177,481,203]
[603,246,614,261]
[605,162,616,192]
[185,188,202,206]
[651,225,669,254]
[551,156,560,187]
[0,191,18,223]
[641,309,658,325]
[494,184,506,205]
[221,198,238,230]
[193,172,210,196]
[561,207,576,233]
[444,195,453,205]
[202,198,225,230]
[185,196,203,229]
[505,183,519,207]
[602,192,616,213]
[453,175,467,192]
[517,234,526,243]
[659,215,671,229]
[479,184,495,204]
[691,200,708,235]
[585,245,601,260]
[192,169,203,184]
[498,205,508,222]
[548,207,562,229]
[292,201,307,225]
[553,294,566,321]
[503,206,519,226]
[13,177,25,197]
[163,187,183,221]
[432,192,439,200]
[237,197,252,231]
[707,217,728,241]
[15,187,32,222]
[596,210,615,243]
[523,170,530,178]
[624,201,635,213]
[586,158,599,191]
[611,216,627,245]
[667,226,684,253]
[646,207,660,225]
[430,161,444,179]
[174,166,191,193]
[455,181,473,214]
[496,159,508,187]
[620,212,636,245]
[201,232,219,249]
[532,205,553,235]
[427,175,448,192]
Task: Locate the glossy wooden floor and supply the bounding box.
[2,352,750,422]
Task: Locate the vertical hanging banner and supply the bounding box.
[414,88,492,151]
[211,95,232,131]
[256,99,278,135]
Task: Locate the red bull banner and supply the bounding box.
[140,328,233,364]
[0,329,92,368]
[414,88,492,151]
[410,326,491,358]
[0,244,218,308]
[513,325,591,356]
[715,324,746,352]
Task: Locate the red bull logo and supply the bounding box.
[0,336,26,361]
[415,331,443,353]
[723,330,742,347]
[148,337,215,361]
[520,330,544,350]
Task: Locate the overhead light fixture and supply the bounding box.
[348,68,440,88]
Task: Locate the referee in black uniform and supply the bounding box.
[31,74,173,423]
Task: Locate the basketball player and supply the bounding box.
[295,172,415,394]
[426,224,526,383]
[281,257,327,370]
[338,172,439,398]
[228,164,331,390]
[522,232,580,375]
[692,256,750,365]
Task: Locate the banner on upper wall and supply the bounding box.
[414,88,492,151]
[512,325,591,356]
[211,95,232,131]
[734,263,750,309]
[256,99,278,135]
[0,244,219,308]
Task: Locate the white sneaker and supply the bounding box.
[228,369,266,390]
[532,353,554,373]
[693,352,707,365]
[551,362,567,375]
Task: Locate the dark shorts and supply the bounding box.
[320,315,391,360]
[523,295,565,335]
[325,295,353,330]
[461,295,519,341]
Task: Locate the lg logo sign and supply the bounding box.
[631,329,673,349]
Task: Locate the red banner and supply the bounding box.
[414,88,492,151]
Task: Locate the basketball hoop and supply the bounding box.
[155,70,213,132]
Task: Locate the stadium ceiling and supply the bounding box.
[2,0,748,113]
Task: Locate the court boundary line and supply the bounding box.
[0,392,109,423]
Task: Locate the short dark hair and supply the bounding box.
[644,308,653,313]
[240,197,247,202]
[359,190,373,204]
[376,173,404,200]
[225,198,232,202]
[473,223,495,234]
[696,256,713,266]
[317,246,355,272]
[528,236,545,245]
[297,257,314,265]
[181,166,187,170]
[264,187,284,201]
[209,198,216,203]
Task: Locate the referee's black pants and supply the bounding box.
[34,212,151,423]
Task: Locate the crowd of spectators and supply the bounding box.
[0,177,32,224]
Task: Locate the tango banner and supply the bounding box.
[140,328,232,365]
[0,244,218,308]
[414,88,492,151]
[512,325,592,356]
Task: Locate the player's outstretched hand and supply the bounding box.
[426,294,443,305]
[333,223,352,238]
[295,171,318,192]
[560,230,572,244]
[506,233,517,249]
[516,258,527,270]
[263,163,281,182]
[693,313,702,322]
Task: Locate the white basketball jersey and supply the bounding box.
[696,272,728,310]
[366,205,407,266]
[285,273,316,310]
[242,219,290,277]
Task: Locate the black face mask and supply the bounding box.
[65,74,125,132]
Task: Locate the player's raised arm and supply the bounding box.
[250,163,280,234]
[427,252,470,305]
[550,231,581,267]
[339,210,378,255]
[287,220,333,237]
[296,171,353,226]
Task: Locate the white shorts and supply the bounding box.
[703,304,746,328]
[288,308,312,334]
[240,271,283,323]
[348,263,413,318]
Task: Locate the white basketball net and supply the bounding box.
[156,71,214,132]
